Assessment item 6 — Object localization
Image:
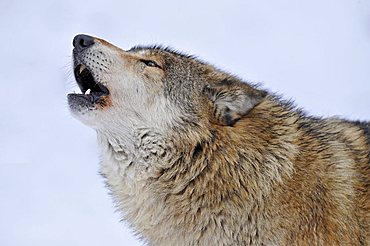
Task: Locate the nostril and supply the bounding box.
[79,38,87,47]
[73,34,95,51]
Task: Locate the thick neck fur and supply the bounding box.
[96,99,301,245]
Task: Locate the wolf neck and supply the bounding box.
[97,126,165,178]
[96,115,297,196]
[95,119,298,244]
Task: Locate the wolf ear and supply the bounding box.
[203,79,267,126]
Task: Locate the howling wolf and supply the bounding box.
[68,34,369,246]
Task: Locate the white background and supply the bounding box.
[1,0,369,245]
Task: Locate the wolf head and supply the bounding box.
[68,34,267,135]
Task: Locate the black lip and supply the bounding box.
[70,64,109,104]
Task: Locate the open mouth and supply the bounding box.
[70,64,109,104]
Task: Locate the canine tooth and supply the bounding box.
[85,89,91,95]
[79,64,86,74]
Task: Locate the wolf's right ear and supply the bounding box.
[203,79,267,126]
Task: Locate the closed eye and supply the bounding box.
[140,59,162,68]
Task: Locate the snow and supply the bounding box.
[0,0,369,245]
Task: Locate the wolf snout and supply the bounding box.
[73,34,95,52]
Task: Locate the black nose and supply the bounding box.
[73,34,95,51]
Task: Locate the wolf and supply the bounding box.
[68,34,369,245]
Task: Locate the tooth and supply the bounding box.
[85,89,91,95]
[79,64,86,74]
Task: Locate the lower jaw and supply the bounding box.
[67,93,112,110]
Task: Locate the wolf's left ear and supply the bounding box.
[203,79,267,126]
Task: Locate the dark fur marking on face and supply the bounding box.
[219,78,233,85]
[129,45,197,59]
